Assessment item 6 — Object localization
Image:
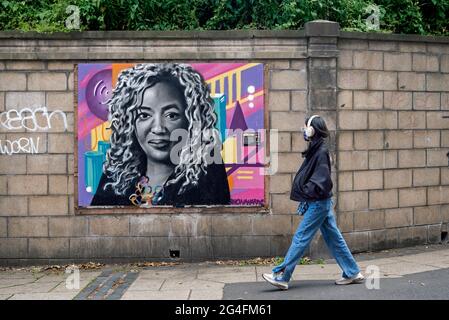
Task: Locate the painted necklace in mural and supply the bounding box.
[129,176,164,207]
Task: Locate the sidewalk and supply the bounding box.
[1,243,448,300]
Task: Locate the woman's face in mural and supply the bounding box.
[135,81,189,164]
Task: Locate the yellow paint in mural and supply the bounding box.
[219,77,225,98]
[237,176,254,180]
[91,122,111,151]
[222,136,237,163]
[205,63,260,109]
[236,71,241,101]
[210,81,216,97]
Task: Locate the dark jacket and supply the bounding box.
[290,138,333,202]
[90,162,231,206]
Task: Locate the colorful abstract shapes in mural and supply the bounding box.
[84,141,110,194]
[84,151,103,194]
[212,93,227,143]
[85,68,112,121]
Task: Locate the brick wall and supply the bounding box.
[0,28,317,265]
[0,21,448,265]
[336,35,449,252]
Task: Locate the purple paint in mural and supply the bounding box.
[241,65,263,96]
[85,68,112,121]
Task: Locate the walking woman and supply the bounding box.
[263,115,364,290]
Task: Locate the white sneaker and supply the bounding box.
[335,272,365,285]
[262,273,289,290]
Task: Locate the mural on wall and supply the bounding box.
[77,63,265,207]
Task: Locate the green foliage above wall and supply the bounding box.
[0,0,448,35]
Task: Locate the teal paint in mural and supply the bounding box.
[97,140,111,162]
[84,151,103,194]
[212,93,226,142]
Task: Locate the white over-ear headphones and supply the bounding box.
[305,115,319,138]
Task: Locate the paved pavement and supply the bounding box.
[0,243,448,300]
[224,268,449,300]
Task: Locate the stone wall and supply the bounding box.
[0,21,448,266]
[336,33,449,253]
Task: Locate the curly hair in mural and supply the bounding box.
[90,63,231,206]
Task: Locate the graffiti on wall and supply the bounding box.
[0,107,68,155]
[77,63,265,207]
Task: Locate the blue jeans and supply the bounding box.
[272,197,360,282]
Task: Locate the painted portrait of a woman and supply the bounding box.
[91,63,231,206]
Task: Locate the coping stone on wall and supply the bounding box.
[305,20,340,38]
